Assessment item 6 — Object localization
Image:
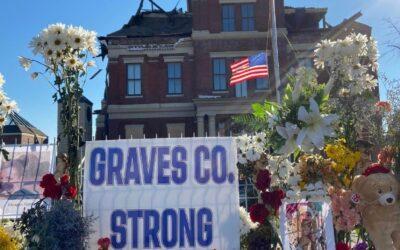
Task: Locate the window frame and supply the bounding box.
[222,4,235,32]
[212,58,227,91]
[167,62,183,95]
[126,64,142,96]
[256,78,269,90]
[235,81,248,98]
[241,4,255,31]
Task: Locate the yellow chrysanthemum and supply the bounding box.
[0,226,19,250]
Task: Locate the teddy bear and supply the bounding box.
[352,163,400,250]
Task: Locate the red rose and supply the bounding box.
[66,185,78,199]
[43,184,62,200]
[363,163,390,176]
[249,203,269,224]
[97,237,111,250]
[255,169,271,191]
[261,189,285,211]
[336,242,351,250]
[40,173,57,188]
[60,174,70,186]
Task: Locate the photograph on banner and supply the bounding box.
[0,144,55,218]
[84,137,240,250]
[280,201,335,250]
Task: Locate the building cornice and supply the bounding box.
[107,43,193,59]
[285,8,327,15]
[193,95,274,116]
[192,29,288,40]
[107,103,196,119]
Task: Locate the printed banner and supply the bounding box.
[0,144,55,218]
[84,138,240,250]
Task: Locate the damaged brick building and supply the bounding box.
[96,0,371,139]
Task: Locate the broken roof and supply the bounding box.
[4,111,47,138]
[106,10,192,39]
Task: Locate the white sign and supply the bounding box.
[84,138,240,250]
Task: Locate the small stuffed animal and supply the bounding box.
[352,163,400,250]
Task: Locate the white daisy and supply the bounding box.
[246,148,261,162]
[18,56,32,71]
[65,56,80,70]
[1,100,18,114]
[67,26,87,50]
[29,35,44,55]
[48,34,67,51]
[43,48,55,59]
[47,23,66,35]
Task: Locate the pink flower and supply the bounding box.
[329,188,361,232]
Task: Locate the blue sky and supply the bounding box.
[0,0,398,140]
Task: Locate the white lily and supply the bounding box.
[276,122,300,155]
[296,98,338,150]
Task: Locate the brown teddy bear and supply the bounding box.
[352,163,400,250]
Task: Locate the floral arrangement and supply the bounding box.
[314,33,378,96]
[250,67,338,156]
[236,33,383,249]
[20,23,99,191]
[16,199,93,250]
[14,172,92,249]
[0,72,18,160]
[40,173,77,200]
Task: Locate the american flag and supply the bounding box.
[229,52,269,86]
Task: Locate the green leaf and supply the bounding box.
[252,103,265,119]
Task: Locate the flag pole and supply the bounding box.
[270,0,281,104]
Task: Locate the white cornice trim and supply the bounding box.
[108,44,193,58]
[108,103,196,119]
[192,29,287,40]
[210,50,271,58]
[285,8,327,14]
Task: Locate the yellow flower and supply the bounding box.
[0,226,19,250]
[325,144,336,158]
[299,181,306,189]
